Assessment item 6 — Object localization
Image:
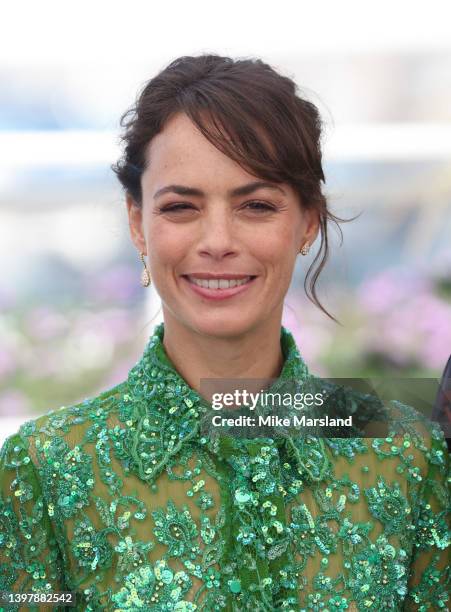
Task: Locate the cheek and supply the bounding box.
[146,221,190,267]
[260,234,298,289]
[256,231,296,265]
[145,214,299,274]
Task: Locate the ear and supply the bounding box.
[126,193,147,255]
[302,208,320,247]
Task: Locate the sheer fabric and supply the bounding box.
[0,323,449,611]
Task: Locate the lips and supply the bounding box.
[185,275,255,289]
[181,275,257,301]
[182,273,256,280]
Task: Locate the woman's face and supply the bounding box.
[127,112,319,339]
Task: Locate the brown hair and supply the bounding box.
[112,54,351,322]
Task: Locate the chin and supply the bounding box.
[189,314,262,339]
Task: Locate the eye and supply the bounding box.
[159,201,276,214]
[160,203,195,212]
[243,201,276,212]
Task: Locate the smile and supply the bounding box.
[186,275,254,289]
[181,275,257,301]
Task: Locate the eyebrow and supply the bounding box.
[153,181,286,200]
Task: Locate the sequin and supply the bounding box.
[0,322,449,610]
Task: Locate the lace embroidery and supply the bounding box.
[0,322,449,611]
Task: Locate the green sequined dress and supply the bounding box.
[0,323,449,611]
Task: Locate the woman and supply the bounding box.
[0,54,449,611]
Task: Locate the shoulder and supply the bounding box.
[314,377,449,479]
[385,399,449,470]
[361,398,450,499]
[2,379,130,461]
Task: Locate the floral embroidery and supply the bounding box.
[111,560,194,609]
[0,322,449,611]
[37,437,95,519]
[72,516,113,571]
[152,501,199,558]
[364,476,410,535]
[348,534,409,609]
[413,497,450,551]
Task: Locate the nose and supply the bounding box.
[196,204,238,259]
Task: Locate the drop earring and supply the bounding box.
[140,252,151,287]
[300,243,310,256]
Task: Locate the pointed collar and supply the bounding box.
[121,322,330,484]
[142,321,310,387]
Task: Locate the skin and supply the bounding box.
[127,111,319,397]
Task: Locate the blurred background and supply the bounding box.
[1,0,451,442]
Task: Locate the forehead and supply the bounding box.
[141,112,297,202]
[144,112,247,175]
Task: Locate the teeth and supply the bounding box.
[188,276,252,289]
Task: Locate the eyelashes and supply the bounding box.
[243,201,277,212]
[159,201,278,214]
[159,203,195,213]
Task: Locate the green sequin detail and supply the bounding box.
[0,322,449,611]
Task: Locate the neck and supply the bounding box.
[160,314,285,401]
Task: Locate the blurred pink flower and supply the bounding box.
[84,265,140,303]
[413,295,451,369]
[420,332,451,370]
[100,309,135,343]
[358,268,430,315]
[71,308,135,347]
[361,283,451,370]
[25,305,69,340]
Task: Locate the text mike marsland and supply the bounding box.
[211,413,353,427]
